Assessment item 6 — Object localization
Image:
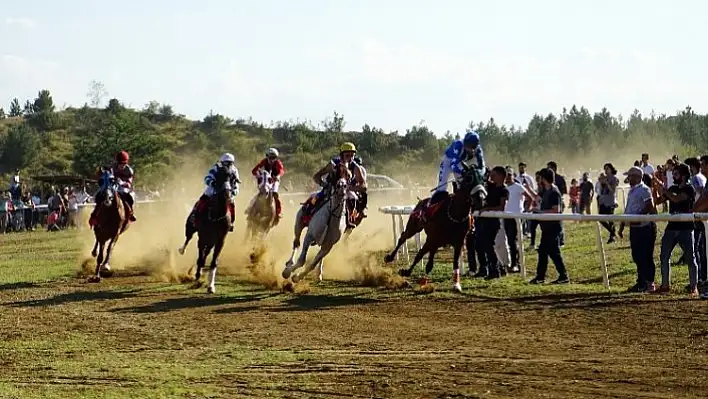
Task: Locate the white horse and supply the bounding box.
[244,168,276,241]
[282,176,351,283]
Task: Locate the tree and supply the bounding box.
[27,89,58,131]
[9,98,21,117]
[87,80,108,107]
[0,123,41,170]
[23,100,33,115]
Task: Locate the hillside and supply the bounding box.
[1,89,707,190]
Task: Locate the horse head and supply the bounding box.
[210,165,233,217]
[257,168,273,196]
[97,169,117,208]
[458,160,487,211]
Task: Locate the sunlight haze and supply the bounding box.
[2,0,706,135]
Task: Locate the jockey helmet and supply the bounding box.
[463,130,480,147]
[220,153,235,164]
[116,150,130,164]
[340,142,357,153]
[265,148,279,158]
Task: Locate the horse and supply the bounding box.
[282,166,351,283]
[383,162,486,292]
[177,165,232,294]
[88,169,130,283]
[245,168,276,241]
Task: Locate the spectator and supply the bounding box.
[653,163,698,297]
[684,157,706,277]
[622,166,657,293]
[20,187,34,231]
[9,169,21,201]
[569,179,580,214]
[0,192,10,233]
[504,168,534,273]
[598,163,619,243]
[517,162,535,236]
[695,155,708,286]
[641,153,654,186]
[546,161,567,246]
[67,190,79,228]
[579,173,594,215]
[474,166,508,280]
[528,171,543,249]
[529,167,569,285]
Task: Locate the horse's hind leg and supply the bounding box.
[285,212,305,268]
[283,231,312,279]
[384,218,423,263]
[206,239,225,294]
[399,241,434,278]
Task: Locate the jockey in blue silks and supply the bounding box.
[420,130,485,219]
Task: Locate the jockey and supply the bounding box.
[302,142,367,226]
[88,150,136,227]
[421,130,485,219]
[193,153,241,232]
[246,147,285,221]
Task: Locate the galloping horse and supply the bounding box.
[384,161,486,292]
[88,169,130,283]
[245,168,276,241]
[178,165,232,293]
[282,164,351,283]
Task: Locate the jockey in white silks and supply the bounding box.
[419,130,486,220]
[192,153,241,232]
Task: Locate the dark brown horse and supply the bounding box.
[179,165,232,293]
[384,163,486,292]
[88,170,130,283]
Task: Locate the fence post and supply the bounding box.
[397,215,409,262]
[594,221,610,289]
[390,213,398,260]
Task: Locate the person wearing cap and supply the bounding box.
[622,166,657,292]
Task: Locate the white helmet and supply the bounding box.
[220,153,235,164]
[265,148,279,158]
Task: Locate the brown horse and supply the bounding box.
[178,165,232,294]
[383,164,486,292]
[245,168,276,241]
[88,173,130,283]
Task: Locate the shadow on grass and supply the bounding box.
[112,292,281,314]
[0,282,43,291]
[270,293,381,312]
[7,289,141,308]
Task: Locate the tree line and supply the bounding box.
[0,84,705,190]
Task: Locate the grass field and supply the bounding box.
[0,220,706,398]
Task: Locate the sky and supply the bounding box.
[1,0,707,136]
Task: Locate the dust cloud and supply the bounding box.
[74,157,425,290]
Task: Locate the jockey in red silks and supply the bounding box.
[244,147,285,221]
[191,153,241,232]
[88,150,136,228]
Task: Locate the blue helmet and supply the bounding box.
[463,130,480,147]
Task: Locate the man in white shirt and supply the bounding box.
[641,153,655,176]
[516,162,535,236]
[505,169,534,272]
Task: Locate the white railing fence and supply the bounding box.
[379,205,708,290]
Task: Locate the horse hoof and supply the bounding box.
[207,286,215,294]
[178,246,185,255]
[282,267,292,279]
[91,250,97,258]
[292,274,301,283]
[398,268,411,277]
[191,281,203,289]
[384,254,395,263]
[285,260,294,268]
[87,276,101,283]
[453,282,462,293]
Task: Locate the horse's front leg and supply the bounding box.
[206,238,224,294]
[100,237,119,278]
[451,242,463,292]
[88,241,106,283]
[283,231,312,279]
[285,212,305,268]
[193,245,208,288]
[91,240,99,258]
[293,242,334,283]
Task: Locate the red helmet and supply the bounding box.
[116,150,129,164]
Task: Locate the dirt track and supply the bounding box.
[2,274,707,399]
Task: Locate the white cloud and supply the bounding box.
[5,17,36,29]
